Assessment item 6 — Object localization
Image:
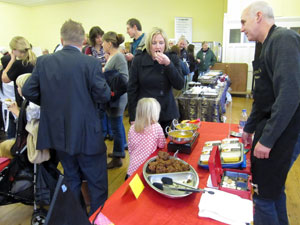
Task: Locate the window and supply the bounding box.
[229,29,241,43]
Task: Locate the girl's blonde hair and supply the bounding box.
[134,98,161,133]
[9,36,36,66]
[16,73,31,88]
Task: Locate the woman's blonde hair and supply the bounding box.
[134,98,161,133]
[9,36,36,66]
[145,27,169,57]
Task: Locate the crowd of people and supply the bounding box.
[0,17,204,215]
[0,1,300,224]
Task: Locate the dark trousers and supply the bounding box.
[108,115,127,158]
[57,151,108,215]
[99,111,113,138]
[4,110,16,139]
[253,132,300,225]
[253,190,288,225]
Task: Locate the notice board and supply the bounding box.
[175,17,192,43]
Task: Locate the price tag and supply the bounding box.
[128,174,145,199]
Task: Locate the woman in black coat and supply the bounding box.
[2,36,36,107]
[128,27,184,132]
[1,36,36,139]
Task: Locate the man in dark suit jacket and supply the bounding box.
[22,19,111,215]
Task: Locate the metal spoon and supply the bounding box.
[161,177,214,195]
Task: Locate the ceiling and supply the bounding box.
[0,0,85,6]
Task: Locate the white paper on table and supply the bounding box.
[198,188,253,225]
[206,174,216,188]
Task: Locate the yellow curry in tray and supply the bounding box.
[169,131,193,138]
[175,124,198,131]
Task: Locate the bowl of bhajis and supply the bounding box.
[143,151,199,198]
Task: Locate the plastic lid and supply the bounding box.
[242,109,246,113]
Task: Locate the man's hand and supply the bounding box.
[242,131,253,148]
[125,53,134,61]
[254,141,271,159]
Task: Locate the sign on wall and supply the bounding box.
[175,17,192,43]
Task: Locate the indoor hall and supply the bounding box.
[0,0,300,224]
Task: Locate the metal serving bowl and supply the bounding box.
[143,156,199,198]
[167,129,195,144]
[174,123,199,132]
[172,119,199,133]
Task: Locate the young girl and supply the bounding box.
[126,98,166,178]
[0,73,42,159]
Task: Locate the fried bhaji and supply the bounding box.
[147,151,190,174]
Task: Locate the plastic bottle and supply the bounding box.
[239,109,248,133]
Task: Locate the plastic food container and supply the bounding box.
[199,141,246,169]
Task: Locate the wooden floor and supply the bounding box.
[1,97,300,225]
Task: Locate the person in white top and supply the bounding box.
[0,54,16,138]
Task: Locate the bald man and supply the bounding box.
[241,1,300,225]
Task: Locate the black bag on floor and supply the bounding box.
[35,162,60,206]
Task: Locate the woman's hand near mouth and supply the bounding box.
[154,52,170,66]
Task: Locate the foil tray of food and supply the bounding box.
[143,151,199,198]
[198,75,219,85]
[199,92,218,98]
[198,141,244,168]
[182,90,199,98]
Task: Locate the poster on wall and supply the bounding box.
[175,17,192,43]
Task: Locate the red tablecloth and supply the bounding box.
[90,122,250,225]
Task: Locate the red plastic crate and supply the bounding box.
[208,146,252,200]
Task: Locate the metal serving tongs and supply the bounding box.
[153,182,214,194]
[160,177,214,195]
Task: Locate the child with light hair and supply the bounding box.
[8,73,40,121]
[0,73,35,158]
[0,73,49,163]
[126,98,166,179]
